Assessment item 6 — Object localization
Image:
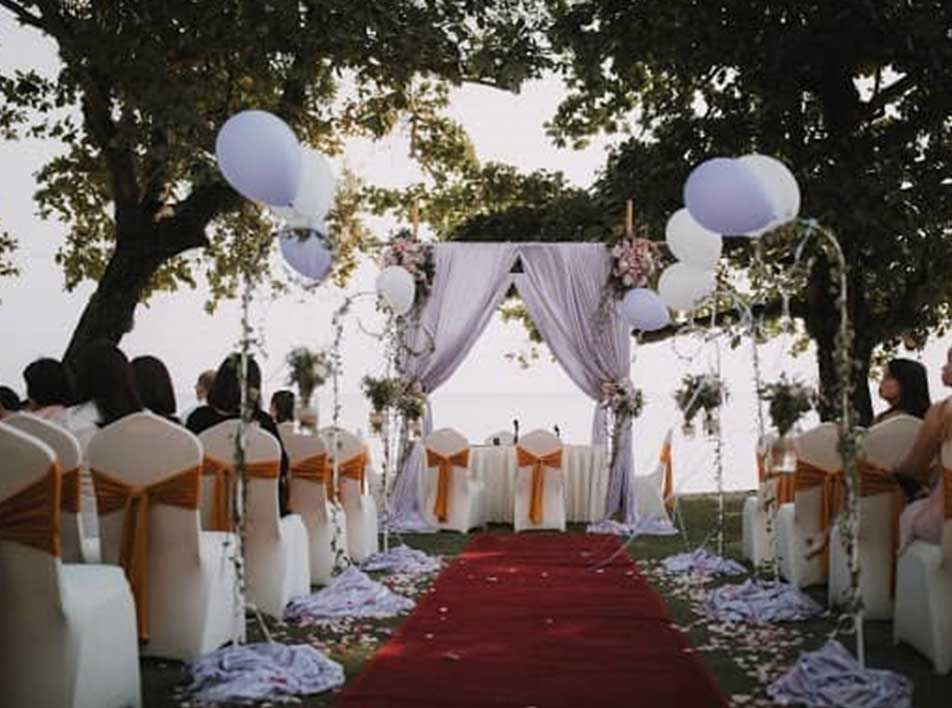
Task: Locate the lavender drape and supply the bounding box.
[388,243,519,526]
[514,244,634,520]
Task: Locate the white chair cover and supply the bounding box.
[200,420,310,618]
[0,422,141,708]
[320,427,379,562]
[776,423,841,588]
[829,415,920,619]
[422,428,483,533]
[631,428,674,525]
[743,433,778,567]
[89,411,240,659]
[513,429,566,533]
[894,436,952,673]
[284,432,343,585]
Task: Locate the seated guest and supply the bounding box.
[874,358,931,423]
[180,368,216,422]
[131,355,180,423]
[270,389,295,425]
[66,340,144,450]
[0,385,24,419]
[893,345,952,550]
[187,354,289,513]
[22,357,74,425]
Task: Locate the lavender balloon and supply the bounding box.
[278,228,334,283]
[684,157,775,235]
[622,288,670,331]
[216,110,302,206]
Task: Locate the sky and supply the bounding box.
[1,12,949,487]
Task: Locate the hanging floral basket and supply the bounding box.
[758,374,817,439]
[703,409,720,438]
[674,373,728,430]
[368,410,385,434]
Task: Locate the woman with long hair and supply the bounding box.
[131,355,179,423]
[875,358,931,422]
[22,357,74,424]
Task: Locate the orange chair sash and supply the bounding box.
[60,466,81,514]
[853,459,905,594]
[794,459,843,570]
[516,446,562,525]
[660,441,674,514]
[944,467,952,520]
[756,451,766,484]
[760,450,796,506]
[202,456,234,532]
[426,448,470,522]
[92,465,201,640]
[335,451,369,495]
[289,453,334,504]
[0,462,61,557]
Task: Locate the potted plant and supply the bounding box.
[674,373,728,438]
[286,347,332,431]
[396,379,427,437]
[759,375,817,472]
[361,375,398,434]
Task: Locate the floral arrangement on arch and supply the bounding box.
[599,379,645,418]
[759,374,817,438]
[360,374,427,433]
[607,236,661,298]
[382,230,435,304]
[674,373,728,424]
[286,347,333,407]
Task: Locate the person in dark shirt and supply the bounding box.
[131,355,180,424]
[270,389,295,425]
[187,354,289,513]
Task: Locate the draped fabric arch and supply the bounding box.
[387,242,635,528]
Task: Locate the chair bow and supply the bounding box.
[794,459,844,572]
[426,448,470,522]
[660,440,674,514]
[92,465,201,640]
[202,457,281,531]
[289,453,334,504]
[335,450,369,495]
[516,446,563,525]
[0,462,61,557]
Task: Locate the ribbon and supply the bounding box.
[92,465,201,640]
[60,466,81,514]
[660,440,674,514]
[516,446,563,525]
[201,457,281,531]
[0,462,61,557]
[944,467,952,520]
[794,459,844,572]
[289,453,334,504]
[426,448,471,522]
[334,450,369,496]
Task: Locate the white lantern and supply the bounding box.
[278,228,334,283]
[621,288,670,331]
[738,154,800,233]
[375,266,416,316]
[291,148,336,220]
[658,263,716,311]
[665,208,723,268]
[215,110,302,206]
[683,157,774,235]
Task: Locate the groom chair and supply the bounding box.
[514,429,566,533]
[423,428,483,532]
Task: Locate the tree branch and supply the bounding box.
[636,298,797,344]
[161,182,243,254]
[0,1,47,32]
[863,74,916,118]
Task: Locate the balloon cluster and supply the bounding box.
[215,110,337,283]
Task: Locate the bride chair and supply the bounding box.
[0,422,142,708]
[200,420,310,617]
[894,436,952,673]
[320,426,379,562]
[89,411,240,659]
[829,415,919,619]
[775,422,841,588]
[285,431,344,585]
[5,412,95,563]
[423,428,482,532]
[514,429,566,533]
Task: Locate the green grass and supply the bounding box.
[145,495,950,707]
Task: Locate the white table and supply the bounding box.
[468,443,609,523]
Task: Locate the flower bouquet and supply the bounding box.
[361,375,399,433]
[759,375,817,470]
[599,379,645,419]
[607,237,661,298]
[381,230,435,305]
[286,347,333,428]
[674,373,728,437]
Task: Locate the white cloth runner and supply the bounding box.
[361,544,442,575]
[587,517,678,536]
[469,443,608,522]
[767,640,912,707]
[705,579,823,624]
[661,549,746,577]
[284,567,414,622]
[188,642,344,705]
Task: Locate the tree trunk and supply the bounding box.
[63,236,165,365]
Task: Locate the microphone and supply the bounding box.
[554,425,561,439]
[513,418,519,443]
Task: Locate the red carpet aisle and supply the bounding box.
[338,534,727,707]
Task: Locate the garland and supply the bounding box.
[381,231,435,309]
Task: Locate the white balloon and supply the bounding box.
[665,208,723,268]
[658,263,716,311]
[621,288,670,331]
[738,154,800,233]
[278,229,334,283]
[292,148,336,220]
[215,110,302,206]
[683,157,774,235]
[375,266,416,315]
